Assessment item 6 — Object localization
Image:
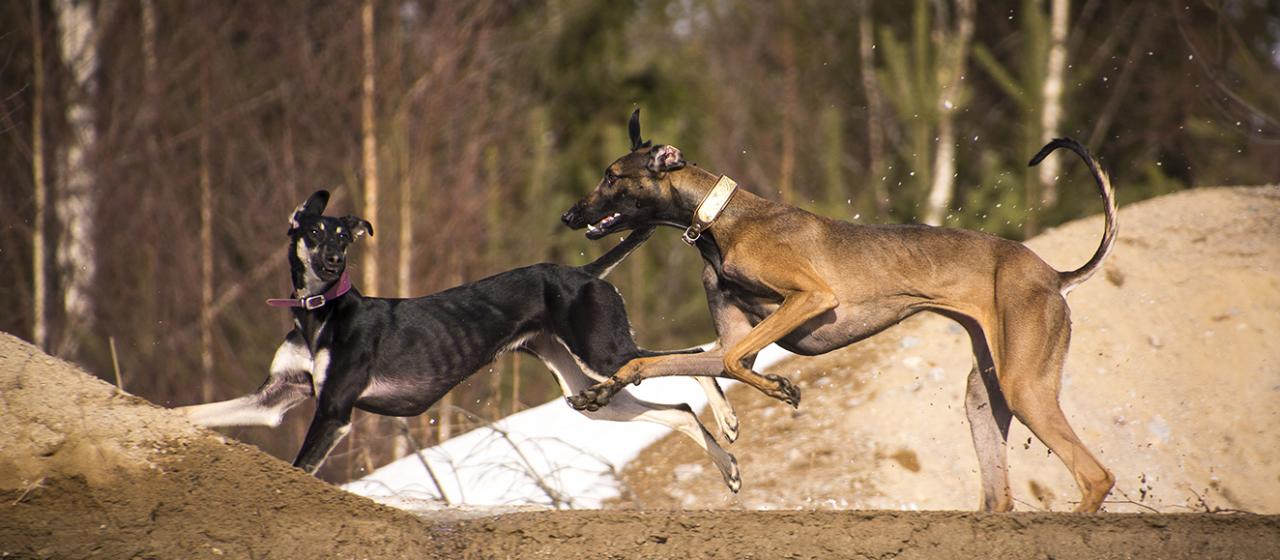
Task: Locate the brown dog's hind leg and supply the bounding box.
[954,314,1015,512]
[966,364,1014,511]
[998,293,1114,512]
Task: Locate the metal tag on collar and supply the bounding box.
[302,294,327,310]
[681,225,702,245]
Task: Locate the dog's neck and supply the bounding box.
[287,246,355,302]
[667,166,768,250]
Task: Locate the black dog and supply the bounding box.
[180,190,741,491]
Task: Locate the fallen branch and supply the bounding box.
[396,418,450,505]
[448,405,573,509]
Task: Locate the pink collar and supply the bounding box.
[267,270,352,310]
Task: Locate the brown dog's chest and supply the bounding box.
[714,267,782,322]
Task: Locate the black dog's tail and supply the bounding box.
[580,226,656,279]
[1028,138,1118,295]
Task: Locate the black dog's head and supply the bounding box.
[561,109,689,239]
[287,190,373,289]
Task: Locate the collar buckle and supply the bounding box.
[302,294,327,310]
[684,175,737,247]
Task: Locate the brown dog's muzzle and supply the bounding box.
[561,203,585,229]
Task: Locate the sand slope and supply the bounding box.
[0,333,454,559]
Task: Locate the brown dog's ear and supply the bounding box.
[628,108,652,151]
[340,216,373,240]
[648,145,685,173]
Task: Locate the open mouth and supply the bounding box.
[586,212,623,237]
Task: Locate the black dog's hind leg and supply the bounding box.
[526,334,741,492]
[560,279,701,410]
[180,331,314,427]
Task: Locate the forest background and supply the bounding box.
[3,0,1277,482]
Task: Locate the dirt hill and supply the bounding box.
[617,186,1280,514]
[0,332,454,559]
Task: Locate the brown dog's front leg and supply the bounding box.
[567,350,728,411]
[723,289,838,407]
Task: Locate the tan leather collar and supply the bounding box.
[682,175,738,245]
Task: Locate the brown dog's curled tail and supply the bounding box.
[1028,138,1118,295]
[581,226,656,279]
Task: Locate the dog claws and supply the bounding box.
[566,394,589,410]
[764,373,801,408]
[722,420,740,443]
[568,383,618,411]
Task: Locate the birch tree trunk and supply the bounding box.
[360,0,380,295]
[140,0,157,115]
[54,0,100,353]
[778,30,798,204]
[1038,0,1070,208]
[31,0,48,350]
[199,20,215,402]
[858,0,890,219]
[922,0,975,226]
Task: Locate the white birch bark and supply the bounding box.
[1038,0,1070,208]
[922,0,975,226]
[360,0,380,295]
[199,28,215,401]
[54,0,100,351]
[32,0,48,350]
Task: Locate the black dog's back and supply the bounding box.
[339,228,668,417]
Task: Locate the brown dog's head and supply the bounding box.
[561,109,689,239]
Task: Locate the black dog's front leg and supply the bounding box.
[293,395,354,474]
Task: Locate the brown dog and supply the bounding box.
[561,110,1118,512]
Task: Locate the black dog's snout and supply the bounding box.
[324,252,344,266]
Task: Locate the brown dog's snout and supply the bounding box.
[561,204,582,227]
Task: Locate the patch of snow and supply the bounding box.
[345,343,793,509]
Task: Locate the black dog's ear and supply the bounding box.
[648,145,686,173]
[628,108,651,151]
[289,190,330,233]
[340,216,373,240]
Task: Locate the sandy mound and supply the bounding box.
[619,186,1280,513]
[0,333,455,559]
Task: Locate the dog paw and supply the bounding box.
[764,373,801,408]
[568,385,615,411]
[723,453,741,493]
[721,418,740,444]
[566,392,592,411]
